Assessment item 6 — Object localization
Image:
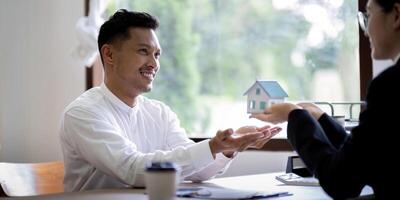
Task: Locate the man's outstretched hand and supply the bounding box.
[234,125,282,148]
[209,125,282,158]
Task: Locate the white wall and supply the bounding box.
[0,0,85,162]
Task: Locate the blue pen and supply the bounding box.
[254,191,293,198]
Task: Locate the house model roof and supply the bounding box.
[243,80,288,98]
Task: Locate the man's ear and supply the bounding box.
[393,3,400,30]
[101,44,113,67]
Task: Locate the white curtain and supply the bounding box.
[72,0,109,67]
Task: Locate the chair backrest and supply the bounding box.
[0,161,64,197]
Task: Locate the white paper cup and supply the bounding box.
[145,162,180,200]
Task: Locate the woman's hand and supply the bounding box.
[250,103,302,124]
[297,103,324,120]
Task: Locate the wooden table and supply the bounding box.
[0,172,373,200]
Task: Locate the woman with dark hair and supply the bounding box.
[251,0,400,199]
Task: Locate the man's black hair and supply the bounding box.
[97,9,159,64]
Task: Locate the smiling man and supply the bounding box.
[60,9,279,192]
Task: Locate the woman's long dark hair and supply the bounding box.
[376,0,400,12]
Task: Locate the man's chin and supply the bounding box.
[133,82,153,94]
[371,50,389,60]
[142,85,152,93]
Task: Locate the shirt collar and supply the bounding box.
[100,83,139,114]
[394,52,400,64]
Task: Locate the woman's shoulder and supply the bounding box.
[370,62,400,88]
[366,62,400,106]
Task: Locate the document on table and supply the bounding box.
[176,187,291,199]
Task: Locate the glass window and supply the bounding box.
[256,88,261,95]
[251,100,256,109]
[106,0,360,136]
[260,101,266,110]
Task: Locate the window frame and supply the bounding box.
[359,0,373,101]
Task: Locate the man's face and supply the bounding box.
[108,28,161,95]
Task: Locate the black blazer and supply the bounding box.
[287,59,400,199]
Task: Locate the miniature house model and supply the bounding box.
[244,80,288,114]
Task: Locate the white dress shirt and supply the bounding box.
[60,83,233,192]
[394,52,400,64]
